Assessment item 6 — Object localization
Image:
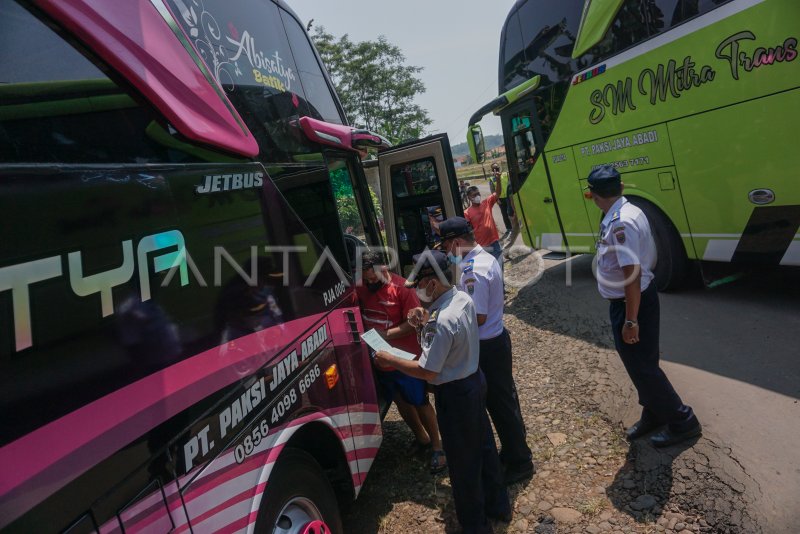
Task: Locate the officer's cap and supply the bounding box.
[437,216,472,240]
[586,164,621,193]
[404,250,449,287]
[427,206,443,220]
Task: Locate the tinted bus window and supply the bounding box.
[280,8,344,125]
[643,0,733,35]
[500,11,527,91]
[0,1,206,165]
[516,0,583,86]
[588,0,651,63]
[167,0,325,163]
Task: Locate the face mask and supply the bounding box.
[366,280,385,293]
[471,195,482,205]
[447,253,462,265]
[416,283,433,303]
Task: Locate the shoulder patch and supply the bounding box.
[464,278,476,295]
[614,228,626,244]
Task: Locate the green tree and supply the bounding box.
[312,27,432,144]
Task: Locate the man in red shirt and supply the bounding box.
[356,251,446,473]
[464,183,503,263]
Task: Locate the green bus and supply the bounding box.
[468,0,800,289]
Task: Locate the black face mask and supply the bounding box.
[366,280,385,293]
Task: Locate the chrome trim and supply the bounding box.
[748,189,775,205]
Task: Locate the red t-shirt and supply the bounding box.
[465,193,500,246]
[355,272,421,358]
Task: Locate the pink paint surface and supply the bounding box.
[35,0,258,157]
[0,312,326,523]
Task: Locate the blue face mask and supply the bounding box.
[447,253,462,265]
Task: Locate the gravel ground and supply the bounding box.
[342,249,763,534]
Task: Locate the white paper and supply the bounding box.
[360,329,417,361]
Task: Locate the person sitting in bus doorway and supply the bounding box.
[490,163,512,242]
[375,250,511,533]
[584,165,702,448]
[438,217,534,485]
[464,182,503,265]
[355,250,447,474]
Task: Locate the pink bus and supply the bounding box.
[0,0,387,532]
[0,1,466,532]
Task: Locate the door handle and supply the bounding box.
[543,197,553,204]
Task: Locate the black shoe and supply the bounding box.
[625,419,663,440]
[504,461,535,485]
[650,423,702,448]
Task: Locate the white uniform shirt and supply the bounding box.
[457,245,504,340]
[596,196,656,299]
[418,287,480,385]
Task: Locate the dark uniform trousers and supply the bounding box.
[434,370,510,533]
[610,283,697,431]
[478,329,532,469]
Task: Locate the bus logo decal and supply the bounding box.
[196,172,264,194]
[586,30,797,125]
[0,230,188,352]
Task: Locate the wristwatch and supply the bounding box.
[624,319,638,328]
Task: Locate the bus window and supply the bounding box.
[508,111,538,184]
[643,0,733,35]
[390,158,440,198]
[588,0,651,63]
[0,1,212,165]
[280,7,344,125]
[500,11,526,91]
[516,0,584,86]
[166,0,325,164]
[328,157,380,271]
[274,166,352,274]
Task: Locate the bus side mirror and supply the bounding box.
[467,125,486,164]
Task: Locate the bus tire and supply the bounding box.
[255,448,343,534]
[627,197,688,291]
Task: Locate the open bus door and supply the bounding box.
[376,134,463,277]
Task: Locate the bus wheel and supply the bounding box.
[255,448,343,534]
[628,198,688,291]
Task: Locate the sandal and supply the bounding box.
[430,449,447,474]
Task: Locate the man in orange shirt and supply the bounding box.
[464,182,503,263]
[356,251,446,474]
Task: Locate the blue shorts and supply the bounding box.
[376,370,427,406]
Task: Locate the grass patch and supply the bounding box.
[577,497,607,517]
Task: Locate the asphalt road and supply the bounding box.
[482,181,800,532]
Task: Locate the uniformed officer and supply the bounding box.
[438,217,534,484]
[375,250,511,533]
[585,165,702,447]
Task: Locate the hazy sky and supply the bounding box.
[290,0,517,145]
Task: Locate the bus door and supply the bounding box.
[325,153,384,274]
[501,100,569,251]
[376,134,462,276]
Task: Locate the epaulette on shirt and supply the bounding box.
[462,259,475,273]
[610,210,621,222]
